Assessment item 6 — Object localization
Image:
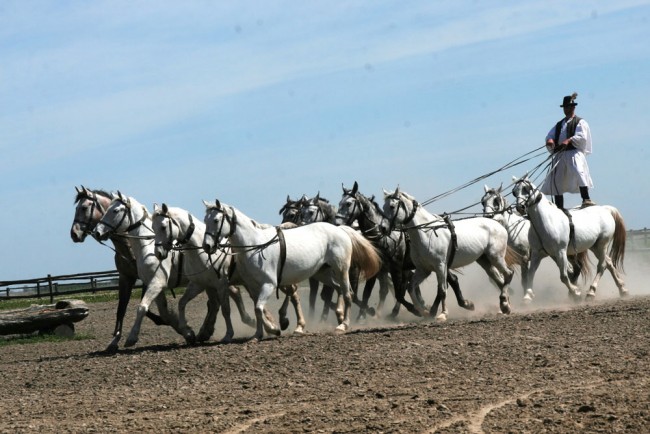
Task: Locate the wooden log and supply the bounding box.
[0,300,89,336]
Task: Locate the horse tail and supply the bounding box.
[504,245,523,270]
[339,226,382,279]
[577,251,591,281]
[607,206,626,272]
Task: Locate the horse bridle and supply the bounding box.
[514,180,542,214]
[335,193,361,227]
[386,194,419,232]
[155,212,195,251]
[100,197,148,236]
[481,189,510,218]
[204,206,237,248]
[74,192,106,234]
[279,201,302,224]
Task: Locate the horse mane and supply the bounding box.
[74,188,112,204]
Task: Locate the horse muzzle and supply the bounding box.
[154,245,169,260]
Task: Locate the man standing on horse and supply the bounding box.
[540,92,595,209]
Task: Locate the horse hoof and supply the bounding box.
[585,292,596,301]
[435,313,447,322]
[294,326,306,335]
[124,338,137,348]
[462,300,475,311]
[619,288,629,297]
[219,335,233,344]
[280,317,290,331]
[243,317,256,328]
[366,307,376,317]
[500,303,512,315]
[183,330,197,345]
[197,332,212,343]
[335,324,349,334]
[104,343,119,354]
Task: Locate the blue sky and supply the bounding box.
[1,1,649,281]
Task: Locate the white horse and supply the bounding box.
[202,199,382,340]
[383,187,517,318]
[512,176,628,300]
[92,192,193,347]
[152,203,260,343]
[152,203,307,339]
[481,184,539,300]
[71,187,170,352]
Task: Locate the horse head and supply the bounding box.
[335,182,363,226]
[152,203,176,260]
[202,199,235,254]
[92,192,146,242]
[279,195,304,225]
[382,186,418,231]
[511,176,538,215]
[71,186,113,242]
[301,192,335,225]
[481,183,508,217]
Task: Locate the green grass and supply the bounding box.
[0,332,95,347]
[0,287,187,311]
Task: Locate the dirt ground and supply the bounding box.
[1,256,649,433]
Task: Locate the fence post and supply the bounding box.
[48,274,54,303]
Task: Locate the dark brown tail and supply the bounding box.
[505,245,523,270]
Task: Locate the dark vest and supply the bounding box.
[554,116,582,149]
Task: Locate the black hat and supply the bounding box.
[560,92,578,107]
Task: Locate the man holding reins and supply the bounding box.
[540,92,595,209]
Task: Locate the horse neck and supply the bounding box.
[123,202,154,254]
[356,197,383,235]
[408,203,440,228]
[228,207,264,247]
[526,194,561,229]
[170,208,205,247]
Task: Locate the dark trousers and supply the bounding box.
[554,187,590,209]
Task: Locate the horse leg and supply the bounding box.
[524,252,543,301]
[196,286,220,343]
[308,277,319,319]
[428,265,449,321]
[125,281,177,348]
[447,271,475,311]
[356,276,377,320]
[278,287,292,331]
[215,283,234,343]
[334,267,353,334]
[251,283,281,341]
[229,285,255,328]
[389,267,423,318]
[555,250,581,301]
[286,285,306,335]
[176,282,205,344]
[476,255,512,314]
[106,275,136,352]
[408,268,431,316]
[320,285,337,323]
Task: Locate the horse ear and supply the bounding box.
[286,195,291,203]
[75,186,82,194]
[498,183,503,193]
[382,188,391,198]
[352,181,358,195]
[512,176,518,182]
[162,203,169,214]
[395,186,401,196]
[484,184,489,193]
[153,203,160,213]
[315,192,320,201]
[215,199,222,210]
[202,200,212,209]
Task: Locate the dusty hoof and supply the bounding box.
[197,329,213,343]
[183,330,197,345]
[435,313,448,322]
[335,323,349,334]
[219,334,233,344]
[620,288,629,297]
[242,317,256,328]
[124,337,138,348]
[585,291,596,301]
[500,303,511,315]
[366,307,376,317]
[293,326,306,335]
[462,300,475,311]
[280,317,290,331]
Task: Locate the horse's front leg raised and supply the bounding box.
[125,282,178,348]
[447,271,475,311]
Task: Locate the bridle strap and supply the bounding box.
[401,199,419,226]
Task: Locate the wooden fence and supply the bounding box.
[0,271,142,303]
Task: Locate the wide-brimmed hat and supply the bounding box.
[560,92,578,107]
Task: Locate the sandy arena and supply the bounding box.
[1,256,649,433]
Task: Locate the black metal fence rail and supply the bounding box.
[0,270,142,303]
